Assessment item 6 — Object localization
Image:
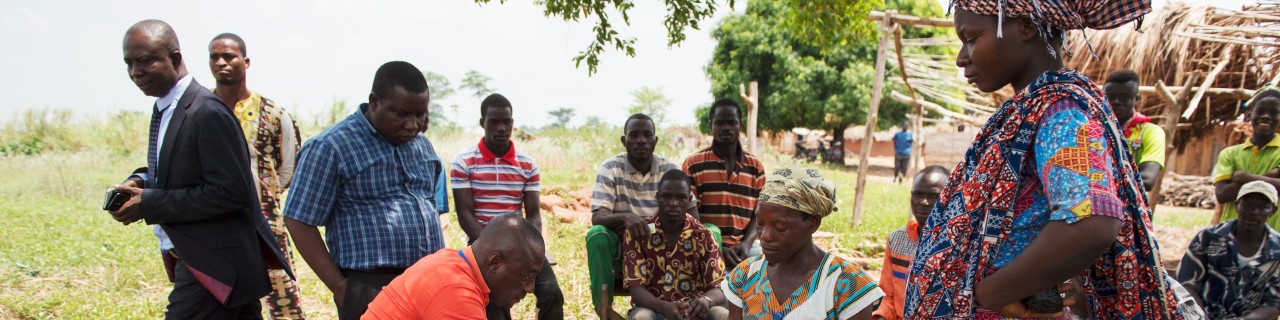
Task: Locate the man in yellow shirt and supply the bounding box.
[209,33,305,319]
[1212,86,1280,229]
[1105,70,1165,191]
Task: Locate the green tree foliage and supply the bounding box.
[548,107,576,128]
[694,104,711,134]
[473,0,894,75]
[424,71,456,127]
[583,115,609,130]
[779,0,881,49]
[460,70,496,99]
[627,86,672,127]
[704,0,950,142]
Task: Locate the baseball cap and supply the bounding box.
[1237,180,1278,204]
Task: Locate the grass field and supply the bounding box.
[0,109,1215,319]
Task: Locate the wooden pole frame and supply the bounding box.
[869,11,953,27]
[893,23,925,185]
[740,81,760,154]
[1181,46,1236,119]
[890,91,984,125]
[853,11,895,227]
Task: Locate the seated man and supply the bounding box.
[873,166,948,320]
[622,169,727,320]
[362,214,546,320]
[586,113,721,318]
[1177,180,1280,319]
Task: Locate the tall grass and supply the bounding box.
[0,109,147,157]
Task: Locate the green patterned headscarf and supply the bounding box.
[758,166,838,218]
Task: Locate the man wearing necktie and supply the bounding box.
[110,19,291,319]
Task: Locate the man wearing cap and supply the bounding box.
[1177,180,1280,319]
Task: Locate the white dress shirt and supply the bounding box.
[150,74,193,251]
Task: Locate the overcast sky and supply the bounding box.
[0,0,1255,128]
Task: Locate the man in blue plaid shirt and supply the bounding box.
[284,61,448,320]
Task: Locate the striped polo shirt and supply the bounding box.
[874,220,919,320]
[591,152,692,217]
[682,145,765,246]
[450,139,540,224]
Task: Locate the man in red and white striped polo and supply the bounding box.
[451,93,564,320]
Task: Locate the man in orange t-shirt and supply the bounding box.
[363,215,546,320]
[874,166,948,320]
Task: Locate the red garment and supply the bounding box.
[450,138,540,223]
[1122,111,1152,137]
[362,247,490,320]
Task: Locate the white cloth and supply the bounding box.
[152,74,191,159]
[1166,274,1207,320]
[1237,242,1265,268]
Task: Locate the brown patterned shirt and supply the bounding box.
[621,214,725,303]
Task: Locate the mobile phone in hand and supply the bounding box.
[103,189,129,211]
[1022,286,1064,314]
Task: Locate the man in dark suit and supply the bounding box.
[109,19,291,319]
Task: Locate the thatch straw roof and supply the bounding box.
[1064,1,1280,148]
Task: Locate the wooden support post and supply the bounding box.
[892,24,923,183]
[1149,79,1195,210]
[853,12,894,227]
[911,110,923,181]
[740,82,760,154]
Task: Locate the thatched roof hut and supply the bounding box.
[1064,1,1280,149]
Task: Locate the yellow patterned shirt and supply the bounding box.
[228,92,301,219]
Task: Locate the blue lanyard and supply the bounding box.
[458,249,472,269]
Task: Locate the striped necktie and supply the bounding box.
[147,104,162,187]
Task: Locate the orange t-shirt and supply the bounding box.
[362,247,490,320]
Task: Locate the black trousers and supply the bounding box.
[485,258,564,320]
[165,260,262,320]
[894,155,910,180]
[337,269,403,320]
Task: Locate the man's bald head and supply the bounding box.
[125,19,180,53]
[476,214,545,258]
[472,214,545,309]
[122,19,187,97]
[910,165,950,223]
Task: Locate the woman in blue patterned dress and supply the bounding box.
[902,0,1184,319]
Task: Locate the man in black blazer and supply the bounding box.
[109,19,291,319]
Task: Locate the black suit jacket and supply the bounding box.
[134,80,292,308]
